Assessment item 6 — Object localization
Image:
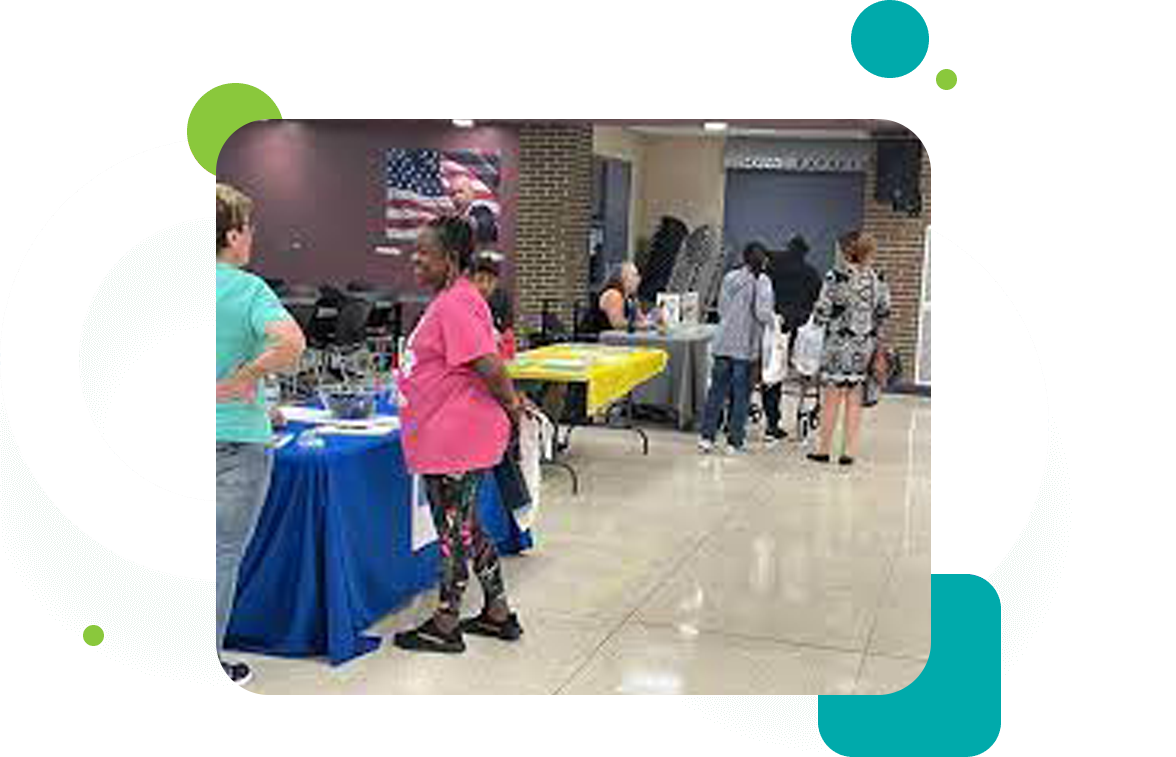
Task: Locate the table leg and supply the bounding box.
[542,459,580,496]
[626,395,650,455]
[593,394,652,455]
[543,416,580,496]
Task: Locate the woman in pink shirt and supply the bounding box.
[393,217,526,654]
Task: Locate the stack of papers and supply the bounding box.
[315,416,400,436]
[277,406,334,424]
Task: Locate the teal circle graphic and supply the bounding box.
[851,1,930,78]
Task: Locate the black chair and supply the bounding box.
[337,298,373,346]
[530,300,572,348]
[346,280,376,294]
[324,297,374,381]
[318,284,349,310]
[281,302,324,398]
[363,297,397,372]
[364,300,394,334]
[638,216,689,303]
[286,302,319,340]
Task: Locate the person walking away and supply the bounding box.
[698,242,775,454]
[216,183,306,685]
[762,235,823,441]
[807,231,891,466]
[394,217,525,653]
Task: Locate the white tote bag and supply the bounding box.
[410,475,438,552]
[761,313,788,385]
[515,409,554,532]
[791,316,825,378]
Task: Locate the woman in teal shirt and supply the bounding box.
[215,183,305,685]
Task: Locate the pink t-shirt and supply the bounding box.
[399,277,510,475]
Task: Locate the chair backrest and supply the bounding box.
[638,216,689,302]
[319,284,349,309]
[286,303,318,337]
[365,302,394,332]
[531,300,571,348]
[334,298,374,347]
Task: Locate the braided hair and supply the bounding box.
[427,215,475,272]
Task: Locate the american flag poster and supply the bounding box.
[383,148,501,251]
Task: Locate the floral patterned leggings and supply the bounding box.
[423,472,507,619]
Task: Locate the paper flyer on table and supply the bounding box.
[410,475,438,551]
[276,406,334,424]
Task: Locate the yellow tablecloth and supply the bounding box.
[508,343,669,417]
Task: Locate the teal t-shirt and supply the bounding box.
[216,262,291,443]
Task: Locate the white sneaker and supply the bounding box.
[726,444,750,456]
[698,439,717,454]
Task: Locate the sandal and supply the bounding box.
[460,610,524,641]
[393,617,466,654]
[839,455,855,466]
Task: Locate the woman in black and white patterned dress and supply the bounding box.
[808,231,891,465]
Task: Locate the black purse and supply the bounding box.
[863,359,881,407]
[862,270,897,408]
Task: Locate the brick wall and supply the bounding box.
[515,123,594,334]
[862,142,930,382]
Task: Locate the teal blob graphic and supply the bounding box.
[846,0,926,96]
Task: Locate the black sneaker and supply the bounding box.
[765,427,788,442]
[393,617,466,654]
[460,610,524,642]
[222,661,253,686]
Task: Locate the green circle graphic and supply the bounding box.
[851,1,930,78]
[186,83,281,175]
[83,625,104,646]
[937,68,958,90]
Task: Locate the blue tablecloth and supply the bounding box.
[224,412,531,665]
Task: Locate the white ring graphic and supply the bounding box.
[2,142,212,580]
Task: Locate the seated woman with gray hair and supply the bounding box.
[578,262,655,335]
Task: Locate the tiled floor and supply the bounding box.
[239,395,931,695]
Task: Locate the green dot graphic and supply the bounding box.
[937,68,958,90]
[83,625,104,646]
[186,83,281,175]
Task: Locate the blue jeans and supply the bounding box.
[700,356,753,449]
[216,442,272,653]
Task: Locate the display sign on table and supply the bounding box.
[657,292,681,328]
[680,292,701,325]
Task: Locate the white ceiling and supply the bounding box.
[627,126,873,140]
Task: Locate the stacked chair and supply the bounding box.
[636,216,688,305]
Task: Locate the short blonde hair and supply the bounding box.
[216,183,254,253]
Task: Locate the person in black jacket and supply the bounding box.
[762,234,822,440]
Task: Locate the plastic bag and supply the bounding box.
[410,475,438,552]
[761,314,788,386]
[515,409,554,532]
[791,316,825,377]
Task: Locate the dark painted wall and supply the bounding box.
[722,170,864,273]
[217,120,520,295]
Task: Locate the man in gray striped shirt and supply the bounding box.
[699,242,775,454]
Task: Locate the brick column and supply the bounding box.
[863,143,931,382]
[515,123,593,335]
